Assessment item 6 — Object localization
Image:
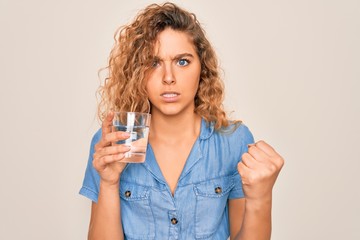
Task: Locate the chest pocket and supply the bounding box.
[193,175,234,239]
[120,182,155,240]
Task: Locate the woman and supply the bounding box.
[80,2,284,239]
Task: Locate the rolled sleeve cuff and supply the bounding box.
[79,186,98,203]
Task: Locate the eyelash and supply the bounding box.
[152,60,159,67]
[151,58,191,68]
[177,58,190,66]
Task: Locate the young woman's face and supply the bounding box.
[146,28,201,117]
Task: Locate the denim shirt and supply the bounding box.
[80,119,254,240]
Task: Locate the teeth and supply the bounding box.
[163,93,178,97]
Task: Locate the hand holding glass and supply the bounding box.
[112,111,151,163]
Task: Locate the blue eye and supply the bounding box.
[177,58,189,66]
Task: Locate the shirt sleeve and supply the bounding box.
[228,123,255,199]
[79,129,102,203]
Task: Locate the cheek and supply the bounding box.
[188,64,201,83]
[145,79,158,98]
[145,71,160,88]
[145,75,154,90]
[187,71,201,91]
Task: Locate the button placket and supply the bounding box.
[168,210,179,239]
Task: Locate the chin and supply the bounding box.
[155,105,191,117]
[160,108,183,116]
[150,101,195,116]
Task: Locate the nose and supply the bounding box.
[162,62,175,85]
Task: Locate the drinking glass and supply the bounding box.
[112,111,151,163]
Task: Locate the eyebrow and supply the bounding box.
[154,53,195,61]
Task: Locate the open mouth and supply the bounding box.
[161,93,179,98]
[161,92,180,102]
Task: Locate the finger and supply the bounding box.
[237,162,251,185]
[102,111,115,135]
[255,140,284,167]
[94,144,131,159]
[96,131,130,149]
[101,153,126,164]
[255,140,278,157]
[95,112,116,151]
[241,152,257,169]
[93,153,125,171]
[248,144,270,163]
[104,131,130,143]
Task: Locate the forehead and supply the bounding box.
[154,28,196,56]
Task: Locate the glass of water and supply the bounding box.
[112,111,151,163]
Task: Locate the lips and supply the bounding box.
[162,93,178,97]
[161,92,180,102]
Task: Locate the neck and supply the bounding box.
[149,111,201,143]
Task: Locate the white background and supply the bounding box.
[0,0,359,239]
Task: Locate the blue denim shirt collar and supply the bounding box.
[142,118,215,185]
[199,118,215,140]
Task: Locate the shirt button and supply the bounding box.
[215,186,222,194]
[171,218,178,225]
[124,190,131,198]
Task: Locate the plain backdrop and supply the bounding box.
[0,0,359,239]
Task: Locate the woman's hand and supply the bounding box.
[92,111,131,186]
[238,140,284,201]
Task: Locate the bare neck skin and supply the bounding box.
[148,108,201,195]
[148,110,201,144]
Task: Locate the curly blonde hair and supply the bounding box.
[98,2,234,130]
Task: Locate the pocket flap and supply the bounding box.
[120,182,150,201]
[194,175,234,198]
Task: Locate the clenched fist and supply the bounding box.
[238,140,284,201]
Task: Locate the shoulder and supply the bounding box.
[198,120,255,176]
[215,121,254,144]
[90,128,102,147]
[233,122,254,144]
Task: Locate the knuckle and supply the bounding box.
[247,174,256,185]
[248,146,256,154]
[103,147,109,154]
[268,163,277,173]
[118,145,125,152]
[117,153,125,160]
[92,159,98,169]
[122,144,131,152]
[104,155,112,163]
[104,134,110,142]
[94,143,101,151]
[102,119,109,127]
[117,131,127,139]
[237,163,245,174]
[278,157,285,167]
[274,156,284,169]
[259,171,269,180]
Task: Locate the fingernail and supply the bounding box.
[122,132,130,137]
